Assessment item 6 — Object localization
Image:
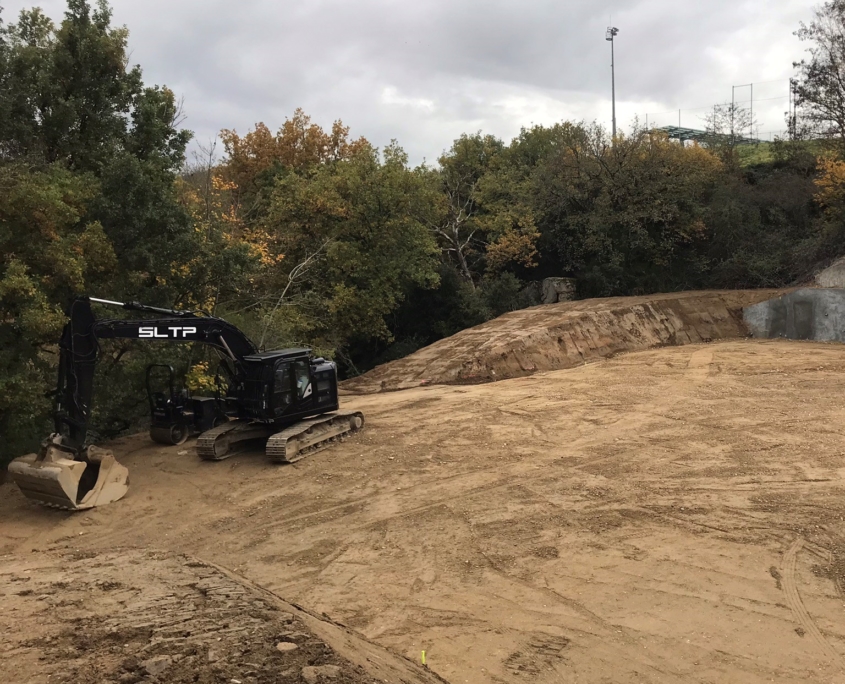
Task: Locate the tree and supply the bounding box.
[219,109,369,214]
[0,1,144,169]
[429,133,539,287]
[0,162,116,460]
[701,102,758,168]
[427,134,503,287]
[528,123,722,296]
[264,142,440,353]
[174,142,262,313]
[0,0,203,463]
[794,1,845,147]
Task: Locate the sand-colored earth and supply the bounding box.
[0,549,446,684]
[3,337,845,683]
[341,289,786,392]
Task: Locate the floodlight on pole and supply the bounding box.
[606,26,619,140]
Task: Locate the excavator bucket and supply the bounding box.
[8,436,129,510]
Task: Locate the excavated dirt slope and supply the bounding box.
[342,289,786,393]
[3,338,845,683]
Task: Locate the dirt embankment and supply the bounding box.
[342,289,786,393]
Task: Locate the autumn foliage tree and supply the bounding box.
[426,133,539,288]
[219,109,369,212]
[264,142,439,349]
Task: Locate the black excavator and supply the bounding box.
[8,296,364,510]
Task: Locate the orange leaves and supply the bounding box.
[814,155,845,208]
[485,228,540,273]
[220,109,370,197]
[242,227,284,267]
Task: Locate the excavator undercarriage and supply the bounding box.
[196,410,365,463]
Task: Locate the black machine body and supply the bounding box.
[230,349,340,425]
[146,364,227,445]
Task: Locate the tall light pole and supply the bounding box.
[606,26,619,140]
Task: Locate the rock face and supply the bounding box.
[342,289,784,393]
[815,257,845,288]
[521,277,577,305]
[541,277,577,304]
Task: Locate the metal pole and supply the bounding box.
[611,38,616,139]
[731,86,735,144]
[788,79,793,139]
[750,83,753,141]
[606,27,619,141]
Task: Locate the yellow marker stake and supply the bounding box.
[421,650,427,666]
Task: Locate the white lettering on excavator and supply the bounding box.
[139,326,198,339]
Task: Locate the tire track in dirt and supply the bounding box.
[781,537,845,672]
[685,348,714,383]
[8,340,845,683]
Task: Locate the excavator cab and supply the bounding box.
[268,357,315,418]
[146,364,226,445]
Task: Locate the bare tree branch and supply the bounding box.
[258,239,331,349]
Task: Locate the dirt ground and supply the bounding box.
[3,339,845,683]
[0,550,445,684]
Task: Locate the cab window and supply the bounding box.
[293,360,311,399]
[273,364,292,411]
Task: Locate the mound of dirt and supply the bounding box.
[0,550,446,684]
[341,289,786,393]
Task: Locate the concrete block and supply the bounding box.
[541,277,577,304]
[743,288,845,341]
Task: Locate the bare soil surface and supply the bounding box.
[3,339,845,683]
[0,549,446,684]
[341,289,786,393]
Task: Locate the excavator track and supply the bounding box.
[266,411,365,464]
[196,421,276,461]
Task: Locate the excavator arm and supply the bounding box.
[52,297,257,448]
[9,296,259,510]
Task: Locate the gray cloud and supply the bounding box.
[2,0,814,163]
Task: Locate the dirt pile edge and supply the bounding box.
[342,289,787,393]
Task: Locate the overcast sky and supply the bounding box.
[2,0,816,165]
